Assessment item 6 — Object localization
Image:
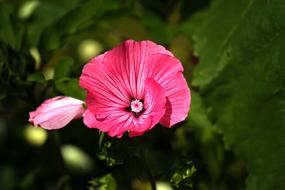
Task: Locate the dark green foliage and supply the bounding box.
[193,0,285,189]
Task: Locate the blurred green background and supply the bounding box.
[0,0,284,190]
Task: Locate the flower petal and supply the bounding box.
[80,40,174,119]
[80,52,130,119]
[80,53,130,106]
[83,109,132,138]
[129,78,166,136]
[29,96,85,130]
[80,40,190,136]
[100,40,174,99]
[159,72,190,127]
[83,78,166,138]
[122,78,166,137]
[146,54,191,127]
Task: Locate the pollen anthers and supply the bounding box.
[130,99,143,113]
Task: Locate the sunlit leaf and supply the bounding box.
[170,161,196,189]
[88,174,117,190]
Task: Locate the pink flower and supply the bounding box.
[29,96,85,130]
[80,40,191,138]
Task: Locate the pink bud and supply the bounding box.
[29,96,85,130]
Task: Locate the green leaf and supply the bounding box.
[26,0,80,46]
[96,142,124,167]
[107,16,149,40]
[27,72,46,83]
[140,11,175,44]
[88,174,117,190]
[0,3,14,47]
[55,78,86,100]
[186,91,216,142]
[179,10,209,40]
[53,57,74,80]
[170,161,196,189]
[192,0,285,190]
[39,0,119,50]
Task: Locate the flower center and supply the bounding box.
[130,99,143,113]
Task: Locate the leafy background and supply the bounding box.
[0,0,284,190]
